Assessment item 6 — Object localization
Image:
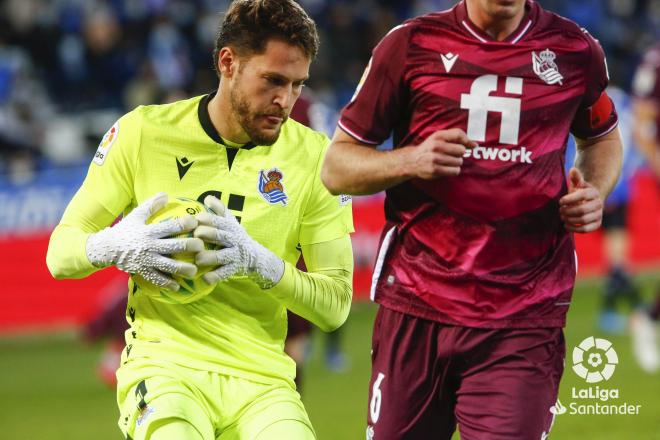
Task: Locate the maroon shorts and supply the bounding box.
[366,306,565,440]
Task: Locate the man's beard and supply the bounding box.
[230,85,287,146]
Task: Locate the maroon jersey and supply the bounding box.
[339,0,618,328]
[632,43,660,146]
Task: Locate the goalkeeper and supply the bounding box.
[46,1,353,439]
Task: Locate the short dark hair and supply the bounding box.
[213,0,319,76]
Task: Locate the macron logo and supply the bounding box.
[441,53,459,73]
[464,145,533,164]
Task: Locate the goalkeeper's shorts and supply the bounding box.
[117,356,315,440]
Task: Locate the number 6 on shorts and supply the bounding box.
[370,372,386,424]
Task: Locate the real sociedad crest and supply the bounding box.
[258,168,288,205]
[532,48,563,85]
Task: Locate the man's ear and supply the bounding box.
[218,47,238,78]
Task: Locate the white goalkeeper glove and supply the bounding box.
[194,195,284,289]
[86,192,203,291]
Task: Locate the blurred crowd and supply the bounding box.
[0,0,659,170]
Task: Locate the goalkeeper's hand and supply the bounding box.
[86,192,203,291]
[194,195,284,289]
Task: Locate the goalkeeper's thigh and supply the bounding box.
[145,418,205,440]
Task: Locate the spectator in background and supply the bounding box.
[3,0,659,134]
[630,41,660,373]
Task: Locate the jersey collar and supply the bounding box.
[198,91,257,150]
[455,0,537,44]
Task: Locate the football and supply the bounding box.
[133,197,217,304]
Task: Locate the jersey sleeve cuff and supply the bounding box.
[337,119,382,145]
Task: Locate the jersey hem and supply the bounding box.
[124,346,296,388]
[374,296,567,329]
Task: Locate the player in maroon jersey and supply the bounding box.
[630,42,660,373]
[321,1,622,438]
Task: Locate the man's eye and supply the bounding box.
[267,77,285,86]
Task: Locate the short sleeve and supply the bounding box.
[299,137,354,245]
[632,46,660,102]
[337,24,411,145]
[570,31,618,139]
[84,108,142,215]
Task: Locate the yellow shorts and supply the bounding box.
[117,357,315,440]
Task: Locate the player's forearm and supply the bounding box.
[268,263,353,332]
[267,236,354,332]
[321,140,415,195]
[46,224,98,279]
[574,128,623,199]
[46,188,120,279]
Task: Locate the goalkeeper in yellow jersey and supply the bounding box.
[46,1,354,439]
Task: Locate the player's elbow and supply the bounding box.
[318,285,352,332]
[46,250,67,279]
[320,160,342,196]
[45,234,78,280]
[318,312,348,333]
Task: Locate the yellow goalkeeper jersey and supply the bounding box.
[76,94,353,386]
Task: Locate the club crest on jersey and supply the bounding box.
[258,168,288,206]
[532,49,563,85]
[93,120,119,165]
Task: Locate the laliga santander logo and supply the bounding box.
[572,337,618,383]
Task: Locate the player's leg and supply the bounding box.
[253,420,315,440]
[454,327,565,440]
[366,306,457,440]
[216,378,315,440]
[117,364,215,440]
[145,417,205,440]
[129,392,215,440]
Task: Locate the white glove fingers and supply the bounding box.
[196,248,236,267]
[131,192,168,221]
[150,215,198,238]
[195,212,235,229]
[139,267,180,291]
[195,250,218,267]
[195,212,216,226]
[151,237,204,255]
[151,253,198,278]
[194,225,233,247]
[203,195,226,216]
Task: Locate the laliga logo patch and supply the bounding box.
[532,48,563,85]
[572,336,618,383]
[94,120,119,165]
[258,168,288,206]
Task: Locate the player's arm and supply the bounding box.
[560,128,623,233]
[321,24,475,195]
[47,189,125,279]
[574,128,623,199]
[46,110,201,289]
[562,33,622,233]
[194,197,353,331]
[322,128,476,195]
[268,236,353,332]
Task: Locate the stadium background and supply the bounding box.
[0,0,658,438]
